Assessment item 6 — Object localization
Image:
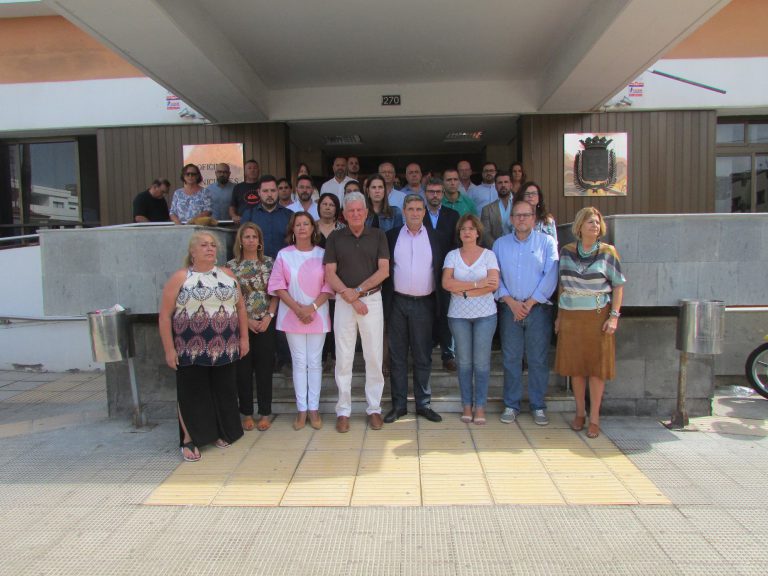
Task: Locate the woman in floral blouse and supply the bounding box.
[227,223,278,431]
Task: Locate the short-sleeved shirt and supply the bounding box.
[443,248,499,319]
[323,226,389,288]
[442,192,478,217]
[231,181,261,215]
[207,182,236,220]
[558,242,626,311]
[226,256,273,320]
[132,189,170,222]
[169,188,212,223]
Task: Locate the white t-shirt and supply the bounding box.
[443,248,499,318]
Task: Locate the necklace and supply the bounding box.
[576,240,600,273]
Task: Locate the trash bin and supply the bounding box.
[87,308,132,362]
[675,299,725,355]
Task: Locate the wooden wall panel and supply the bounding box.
[521,111,716,224]
[97,123,288,225]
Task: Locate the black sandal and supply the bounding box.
[181,441,201,462]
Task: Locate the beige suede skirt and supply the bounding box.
[555,307,616,380]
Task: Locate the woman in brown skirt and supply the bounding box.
[554,207,626,439]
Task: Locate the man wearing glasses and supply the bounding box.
[493,200,558,426]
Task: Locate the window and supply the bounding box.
[715,119,768,213]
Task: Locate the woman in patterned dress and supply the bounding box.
[442,214,500,425]
[227,223,278,432]
[169,164,212,224]
[268,212,333,430]
[159,231,249,462]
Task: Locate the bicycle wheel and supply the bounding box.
[745,342,768,400]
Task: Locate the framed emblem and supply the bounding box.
[564,132,628,196]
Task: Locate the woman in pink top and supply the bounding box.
[268,212,333,430]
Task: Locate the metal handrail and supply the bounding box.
[0,234,39,244]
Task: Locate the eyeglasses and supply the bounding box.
[512,213,534,219]
[522,191,538,197]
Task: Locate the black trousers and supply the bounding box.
[235,323,276,416]
[388,294,435,410]
[177,362,243,447]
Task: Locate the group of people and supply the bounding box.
[158,157,626,463]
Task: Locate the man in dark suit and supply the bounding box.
[422,178,459,371]
[382,194,446,423]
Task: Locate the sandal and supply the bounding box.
[181,442,201,462]
[571,415,586,432]
[214,439,231,448]
[473,417,487,426]
[257,416,272,431]
[242,416,256,431]
[586,423,600,439]
[460,415,472,424]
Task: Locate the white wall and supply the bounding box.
[0,245,99,371]
[0,77,206,132]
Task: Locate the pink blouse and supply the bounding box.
[267,245,333,334]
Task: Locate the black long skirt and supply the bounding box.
[177,362,244,447]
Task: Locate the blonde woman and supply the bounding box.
[159,232,249,461]
[227,223,277,432]
[555,207,626,439]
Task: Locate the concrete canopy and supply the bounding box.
[46,0,729,123]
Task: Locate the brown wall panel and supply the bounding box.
[520,111,716,224]
[97,123,288,225]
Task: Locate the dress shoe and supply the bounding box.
[416,407,443,423]
[368,413,384,430]
[383,407,407,423]
[308,410,323,430]
[335,416,350,433]
[442,358,457,371]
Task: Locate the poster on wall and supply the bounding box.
[564,133,628,196]
[182,143,244,187]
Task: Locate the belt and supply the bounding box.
[394,292,434,300]
[358,286,381,298]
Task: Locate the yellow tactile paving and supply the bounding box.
[142,414,670,508]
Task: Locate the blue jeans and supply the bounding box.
[448,314,497,408]
[499,303,553,411]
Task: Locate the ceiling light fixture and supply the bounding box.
[323,135,362,146]
[444,131,484,142]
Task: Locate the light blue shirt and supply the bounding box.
[493,230,559,304]
[427,206,441,229]
[469,183,497,212]
[207,181,235,220]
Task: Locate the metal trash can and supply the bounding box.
[87,308,132,362]
[675,299,725,355]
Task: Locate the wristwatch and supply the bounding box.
[267,312,275,319]
[609,310,620,318]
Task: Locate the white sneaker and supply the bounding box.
[500,407,519,423]
[532,409,549,426]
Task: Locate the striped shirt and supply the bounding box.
[558,242,626,311]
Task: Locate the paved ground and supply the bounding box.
[2,370,768,575]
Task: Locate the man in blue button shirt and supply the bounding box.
[493,199,558,426]
[241,175,292,259]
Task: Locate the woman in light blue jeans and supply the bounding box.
[442,214,499,425]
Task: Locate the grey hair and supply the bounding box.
[403,193,426,208]
[343,191,367,209]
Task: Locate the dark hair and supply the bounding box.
[509,161,526,179]
[285,211,320,246]
[494,171,511,183]
[297,162,311,174]
[318,192,341,221]
[344,179,361,193]
[180,163,202,184]
[365,173,393,218]
[443,168,459,179]
[152,179,171,188]
[425,177,444,190]
[296,174,314,187]
[482,161,498,171]
[257,175,278,191]
[276,177,291,187]
[245,159,260,167]
[514,181,551,223]
[456,214,484,247]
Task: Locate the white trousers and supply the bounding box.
[286,332,326,412]
[333,292,384,416]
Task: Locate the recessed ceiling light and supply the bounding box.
[323,135,362,146]
[444,131,484,142]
